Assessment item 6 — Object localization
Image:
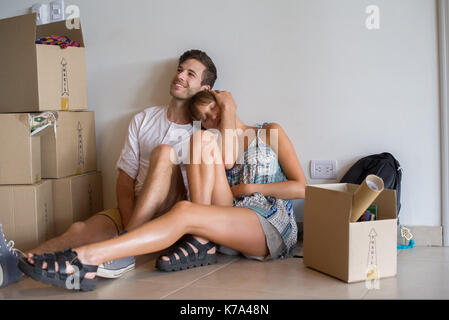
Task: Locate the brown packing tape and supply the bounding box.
[350,175,384,222]
[61,97,69,110]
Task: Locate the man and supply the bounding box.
[23,49,218,279]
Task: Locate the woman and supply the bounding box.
[19,90,307,291]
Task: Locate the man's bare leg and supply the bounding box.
[125,144,187,231]
[28,144,184,257]
[30,215,118,255]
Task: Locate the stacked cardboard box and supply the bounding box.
[0,13,103,251]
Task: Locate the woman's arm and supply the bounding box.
[231,123,307,200]
[211,90,239,170]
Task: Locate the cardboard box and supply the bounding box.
[303,183,397,283]
[41,111,97,178]
[53,172,104,235]
[0,180,54,251]
[0,114,41,185]
[0,13,87,112]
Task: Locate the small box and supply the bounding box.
[53,172,104,235]
[0,180,54,251]
[0,114,41,185]
[0,13,87,112]
[303,183,397,283]
[41,111,97,178]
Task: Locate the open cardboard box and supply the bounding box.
[53,172,104,236]
[0,180,54,251]
[303,183,398,283]
[0,13,87,112]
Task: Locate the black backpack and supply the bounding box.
[340,152,402,216]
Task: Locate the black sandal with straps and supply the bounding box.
[18,248,98,291]
[156,235,217,272]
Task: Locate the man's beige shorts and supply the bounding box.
[96,208,124,234]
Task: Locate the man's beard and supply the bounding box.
[169,87,198,100]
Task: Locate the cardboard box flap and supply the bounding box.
[0,13,37,47]
[304,185,352,280]
[311,183,352,193]
[36,19,84,47]
[0,13,39,112]
[308,184,354,222]
[371,189,397,220]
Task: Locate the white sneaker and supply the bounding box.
[97,256,136,279]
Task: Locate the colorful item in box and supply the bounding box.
[358,203,378,222]
[35,35,80,49]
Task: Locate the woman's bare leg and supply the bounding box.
[159,130,234,261]
[39,131,267,278]
[187,131,234,206]
[74,200,268,278]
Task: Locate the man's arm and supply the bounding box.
[116,169,135,229]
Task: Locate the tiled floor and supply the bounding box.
[1,244,449,300]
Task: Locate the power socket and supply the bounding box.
[310,160,338,180]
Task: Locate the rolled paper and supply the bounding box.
[350,174,384,222]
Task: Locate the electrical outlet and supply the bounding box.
[310,160,338,180]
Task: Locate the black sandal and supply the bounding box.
[18,248,98,291]
[156,235,217,272]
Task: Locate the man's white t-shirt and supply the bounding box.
[116,106,193,197]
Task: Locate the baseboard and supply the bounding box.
[298,222,443,247]
[397,225,443,247]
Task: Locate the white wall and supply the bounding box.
[0,0,441,226]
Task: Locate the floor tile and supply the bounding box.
[363,260,449,299]
[0,253,239,299]
[163,285,315,299]
[121,253,240,285]
[186,257,368,299]
[2,247,449,300]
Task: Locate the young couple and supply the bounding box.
[9,49,307,291]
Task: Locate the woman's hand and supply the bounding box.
[211,90,237,121]
[231,184,256,198]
